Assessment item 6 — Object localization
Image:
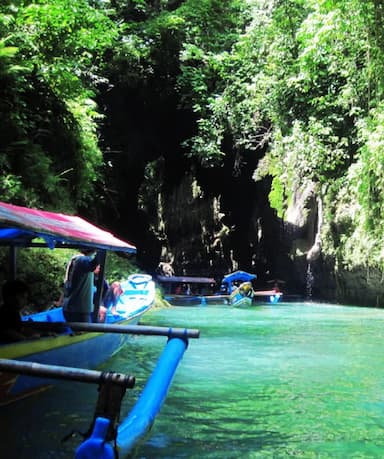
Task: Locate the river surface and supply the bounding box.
[2,302,384,458]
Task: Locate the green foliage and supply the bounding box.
[0,0,118,208]
[0,247,138,310]
[269,176,285,219]
[105,252,138,283]
[356,106,384,235]
[251,1,380,224]
[175,1,253,165]
[0,247,71,310]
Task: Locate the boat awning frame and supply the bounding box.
[157,275,216,284]
[221,270,256,285]
[0,201,136,253]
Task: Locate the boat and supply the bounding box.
[0,200,147,405]
[228,282,254,307]
[253,289,283,304]
[0,272,156,405]
[253,279,284,303]
[118,273,156,318]
[220,271,283,306]
[157,274,226,305]
[76,325,200,459]
[0,200,201,458]
[1,324,200,459]
[220,270,256,307]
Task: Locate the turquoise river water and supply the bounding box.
[2,302,384,458]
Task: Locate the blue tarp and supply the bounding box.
[221,270,256,285]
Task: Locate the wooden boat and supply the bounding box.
[76,327,199,459]
[157,274,219,305]
[220,271,256,307]
[228,282,254,307]
[221,271,283,306]
[0,200,140,404]
[1,324,200,459]
[0,200,201,458]
[1,273,156,406]
[253,289,283,304]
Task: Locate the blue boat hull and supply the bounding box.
[0,315,143,406]
[230,294,253,307]
[0,275,156,406]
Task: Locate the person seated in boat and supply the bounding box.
[238,282,253,298]
[273,282,282,293]
[93,264,109,303]
[62,248,102,323]
[98,281,123,322]
[93,264,109,321]
[219,284,228,295]
[0,279,41,342]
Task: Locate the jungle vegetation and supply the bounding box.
[1,0,384,306]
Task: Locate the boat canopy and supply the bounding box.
[0,200,136,253]
[221,270,256,285]
[157,275,215,284]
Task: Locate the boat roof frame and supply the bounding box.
[157,275,216,284]
[0,200,137,313]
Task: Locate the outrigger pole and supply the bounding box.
[24,321,201,339]
[0,358,135,388]
[75,335,190,459]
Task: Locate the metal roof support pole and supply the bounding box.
[93,249,107,323]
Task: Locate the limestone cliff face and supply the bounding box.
[149,168,384,306]
[278,180,384,307]
[279,181,337,302]
[149,161,306,295]
[98,78,382,305]
[157,174,225,277]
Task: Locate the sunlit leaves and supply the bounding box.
[15,0,118,96]
[355,107,384,235]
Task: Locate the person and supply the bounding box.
[62,248,102,323]
[0,279,41,342]
[93,264,110,322]
[239,281,253,298]
[98,281,124,322]
[219,283,228,295]
[273,282,281,293]
[93,264,109,306]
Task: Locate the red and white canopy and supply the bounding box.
[0,201,136,253]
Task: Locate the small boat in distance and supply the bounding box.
[220,271,256,307]
[220,270,283,307]
[157,275,226,305]
[253,289,283,304]
[229,281,254,307]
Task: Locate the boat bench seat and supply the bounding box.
[22,307,65,323]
